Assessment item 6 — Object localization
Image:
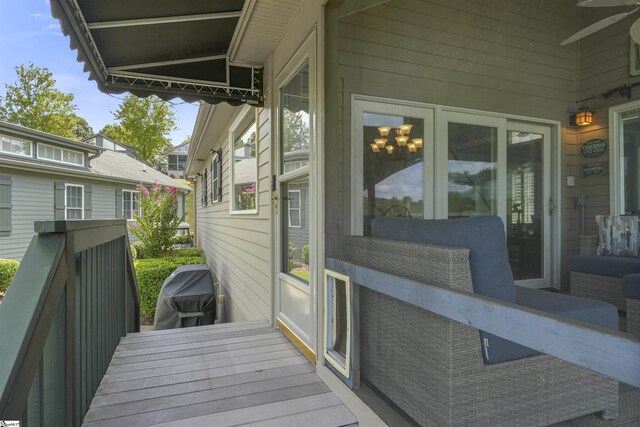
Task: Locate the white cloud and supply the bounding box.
[30,13,44,18]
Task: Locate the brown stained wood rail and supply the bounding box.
[0,220,140,426]
[326,257,640,388]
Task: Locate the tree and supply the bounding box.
[102,94,177,166]
[73,117,94,140]
[0,63,82,139]
[282,109,309,152]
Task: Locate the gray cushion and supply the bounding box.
[371,216,532,364]
[516,286,619,330]
[570,255,640,278]
[623,273,640,299]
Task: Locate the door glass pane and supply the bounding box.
[507,131,543,280]
[362,113,424,236]
[622,109,640,214]
[283,177,309,283]
[281,62,310,173]
[448,123,497,217]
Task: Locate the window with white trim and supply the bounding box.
[230,106,258,213]
[38,143,84,166]
[211,151,221,203]
[123,190,140,220]
[65,184,83,219]
[0,135,32,158]
[288,190,301,227]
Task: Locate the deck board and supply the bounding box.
[83,320,357,426]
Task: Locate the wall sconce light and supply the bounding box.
[209,148,215,155]
[371,124,423,155]
[571,108,593,127]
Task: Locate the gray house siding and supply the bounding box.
[577,8,639,234]
[325,0,579,289]
[194,104,272,323]
[0,171,54,261]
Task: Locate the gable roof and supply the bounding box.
[90,150,190,191]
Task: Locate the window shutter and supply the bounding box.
[84,185,92,219]
[54,181,66,220]
[115,188,123,218]
[0,176,12,232]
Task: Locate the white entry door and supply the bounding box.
[274,33,317,357]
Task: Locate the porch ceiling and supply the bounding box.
[50,0,304,105]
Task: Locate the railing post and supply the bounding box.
[65,230,77,426]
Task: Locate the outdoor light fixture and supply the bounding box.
[575,109,593,126]
[371,124,423,155]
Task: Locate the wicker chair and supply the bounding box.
[345,233,619,426]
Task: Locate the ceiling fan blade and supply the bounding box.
[578,0,639,7]
[561,9,638,45]
[631,16,640,42]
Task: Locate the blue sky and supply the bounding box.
[0,0,199,146]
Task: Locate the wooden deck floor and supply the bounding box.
[82,320,357,426]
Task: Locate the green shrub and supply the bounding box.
[132,241,146,259]
[172,234,193,245]
[0,259,20,294]
[129,244,138,261]
[302,245,310,266]
[135,256,206,320]
[172,248,204,258]
[288,242,296,271]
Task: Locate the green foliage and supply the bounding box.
[172,234,193,245]
[288,242,296,271]
[101,94,177,165]
[0,259,20,294]
[129,183,182,258]
[74,117,94,140]
[134,256,206,319]
[283,109,309,152]
[172,248,203,258]
[132,241,146,259]
[130,244,138,261]
[0,63,86,139]
[302,245,310,266]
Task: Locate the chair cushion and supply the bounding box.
[570,255,640,278]
[623,273,640,299]
[371,216,532,364]
[516,286,619,330]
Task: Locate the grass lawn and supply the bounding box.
[290,268,310,282]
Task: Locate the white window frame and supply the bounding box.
[38,143,85,166]
[210,151,222,204]
[288,190,301,228]
[0,134,32,158]
[609,99,640,215]
[229,105,258,215]
[122,190,141,220]
[65,184,84,220]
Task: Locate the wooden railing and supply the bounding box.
[326,257,640,388]
[0,220,139,426]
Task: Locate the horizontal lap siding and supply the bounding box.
[0,173,54,261]
[577,8,639,231]
[329,0,578,288]
[195,105,272,323]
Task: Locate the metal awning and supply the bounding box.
[50,0,262,105]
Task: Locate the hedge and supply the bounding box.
[0,259,20,294]
[131,241,146,259]
[172,248,204,258]
[135,256,206,320]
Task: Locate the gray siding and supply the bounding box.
[577,8,640,235]
[195,105,272,323]
[325,0,579,289]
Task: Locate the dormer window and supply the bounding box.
[37,143,84,166]
[0,134,32,158]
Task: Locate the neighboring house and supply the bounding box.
[83,133,138,158]
[49,0,640,424]
[0,121,190,260]
[166,141,189,179]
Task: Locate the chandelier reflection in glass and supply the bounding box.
[370,124,423,155]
